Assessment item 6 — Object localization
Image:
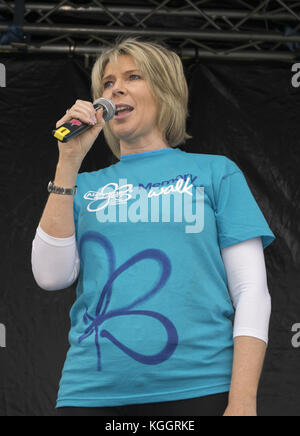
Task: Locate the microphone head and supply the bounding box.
[93,98,116,122]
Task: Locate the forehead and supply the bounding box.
[103,54,138,75]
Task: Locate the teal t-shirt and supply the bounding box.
[56,147,276,408]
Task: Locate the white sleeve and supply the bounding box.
[31,224,80,291]
[220,236,271,345]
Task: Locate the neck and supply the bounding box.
[119,131,170,157]
[120,144,171,157]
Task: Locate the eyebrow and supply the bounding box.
[102,69,140,83]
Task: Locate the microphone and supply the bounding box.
[52,98,116,143]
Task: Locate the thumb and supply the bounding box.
[95,108,106,126]
[89,109,105,131]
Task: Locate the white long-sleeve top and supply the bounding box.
[31,224,271,345]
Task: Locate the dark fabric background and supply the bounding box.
[0,53,298,416]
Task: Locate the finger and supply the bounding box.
[95,107,105,123]
[76,101,96,116]
[86,102,99,123]
[88,109,104,130]
[73,102,98,125]
[56,109,94,129]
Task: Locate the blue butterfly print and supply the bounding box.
[78,231,179,371]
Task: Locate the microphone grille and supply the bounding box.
[93,98,116,122]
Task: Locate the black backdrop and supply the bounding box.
[0,53,299,416]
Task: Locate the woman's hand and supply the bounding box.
[55,99,106,167]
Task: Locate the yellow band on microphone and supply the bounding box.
[54,126,71,141]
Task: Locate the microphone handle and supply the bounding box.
[52,102,106,143]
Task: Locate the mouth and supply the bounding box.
[114,105,135,120]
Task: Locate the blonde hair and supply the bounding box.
[91,36,192,160]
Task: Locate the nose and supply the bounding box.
[110,78,126,96]
[112,87,125,96]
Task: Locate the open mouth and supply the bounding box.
[114,105,135,119]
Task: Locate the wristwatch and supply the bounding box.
[48,180,77,196]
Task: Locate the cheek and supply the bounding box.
[146,100,158,122]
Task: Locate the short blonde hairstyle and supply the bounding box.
[91,36,192,160]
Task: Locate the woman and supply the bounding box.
[31,37,276,417]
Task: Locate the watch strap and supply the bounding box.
[48,180,77,196]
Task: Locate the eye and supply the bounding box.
[103,80,113,89]
[103,74,141,89]
[129,74,141,80]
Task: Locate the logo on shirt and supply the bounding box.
[82,175,205,234]
[78,231,179,371]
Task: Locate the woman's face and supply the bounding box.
[101,54,160,145]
